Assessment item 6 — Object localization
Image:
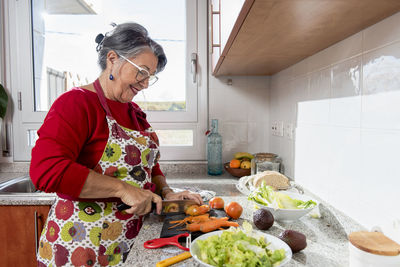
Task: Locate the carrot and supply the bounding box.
[168,214,210,229]
[168,216,194,229]
[182,217,238,233]
[200,220,239,233]
[191,214,211,223]
[180,217,222,232]
[185,223,201,232]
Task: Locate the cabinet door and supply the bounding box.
[210,0,246,72]
[220,0,246,52]
[0,205,50,266]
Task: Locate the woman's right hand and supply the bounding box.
[118,182,162,215]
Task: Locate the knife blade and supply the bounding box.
[117,199,198,215]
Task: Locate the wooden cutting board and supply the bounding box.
[349,231,400,256]
[160,209,228,240]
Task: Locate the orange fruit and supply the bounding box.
[229,159,241,168]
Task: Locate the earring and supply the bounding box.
[109,74,114,80]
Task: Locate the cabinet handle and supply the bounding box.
[34,211,42,257]
[191,53,197,83]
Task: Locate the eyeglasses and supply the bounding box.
[118,54,158,86]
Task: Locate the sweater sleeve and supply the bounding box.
[30,91,91,197]
[151,163,164,178]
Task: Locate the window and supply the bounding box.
[6,0,207,161]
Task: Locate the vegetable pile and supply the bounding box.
[167,200,243,233]
[195,221,286,267]
[248,184,316,210]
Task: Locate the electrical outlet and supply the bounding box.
[284,123,294,139]
[271,122,277,136]
[277,121,284,137]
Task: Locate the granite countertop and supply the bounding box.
[126,177,363,267]
[0,170,364,266]
[0,172,56,205]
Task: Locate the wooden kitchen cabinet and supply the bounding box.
[210,0,245,70]
[211,0,400,76]
[0,205,51,266]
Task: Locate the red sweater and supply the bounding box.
[30,87,164,198]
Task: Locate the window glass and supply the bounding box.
[156,130,193,146]
[31,0,186,112]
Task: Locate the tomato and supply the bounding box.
[209,197,225,209]
[224,202,243,219]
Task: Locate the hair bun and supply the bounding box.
[95,33,105,44]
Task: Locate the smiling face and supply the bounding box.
[105,48,158,103]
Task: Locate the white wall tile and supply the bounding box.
[298,68,330,125]
[208,72,269,161]
[362,42,400,130]
[291,76,309,124]
[280,138,294,178]
[330,56,362,127]
[220,122,248,162]
[327,126,362,200]
[363,12,400,52]
[308,32,363,71]
[294,125,330,186]
[270,12,400,230]
[359,129,400,228]
[248,122,268,154]
[363,41,400,95]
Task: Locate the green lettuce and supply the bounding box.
[196,221,286,267]
[248,184,316,210]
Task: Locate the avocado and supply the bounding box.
[253,208,274,230]
[278,230,307,253]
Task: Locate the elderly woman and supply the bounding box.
[30,22,202,266]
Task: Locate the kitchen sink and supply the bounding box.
[0,176,38,193]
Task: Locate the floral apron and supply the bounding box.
[37,80,160,266]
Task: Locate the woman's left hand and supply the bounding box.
[164,190,203,205]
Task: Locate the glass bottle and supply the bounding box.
[207,119,223,175]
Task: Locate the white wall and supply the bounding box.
[208,74,270,163]
[269,12,400,230]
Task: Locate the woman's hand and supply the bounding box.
[118,182,162,215]
[164,190,203,205]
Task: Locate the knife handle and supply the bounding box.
[116,203,131,211]
[117,202,157,212]
[156,251,192,267]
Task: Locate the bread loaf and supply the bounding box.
[251,171,290,190]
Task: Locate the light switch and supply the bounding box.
[284,123,294,139]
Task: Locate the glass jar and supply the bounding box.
[251,153,281,175]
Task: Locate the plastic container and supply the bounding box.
[349,231,400,267]
[349,242,400,267]
[207,119,222,175]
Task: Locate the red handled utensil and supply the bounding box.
[143,233,191,251]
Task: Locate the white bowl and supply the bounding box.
[250,191,318,222]
[190,229,292,267]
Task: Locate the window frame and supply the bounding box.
[5,0,208,161]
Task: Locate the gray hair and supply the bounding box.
[96,22,167,73]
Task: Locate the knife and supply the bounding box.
[117,199,198,215]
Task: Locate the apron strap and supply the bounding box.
[93,79,114,119]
